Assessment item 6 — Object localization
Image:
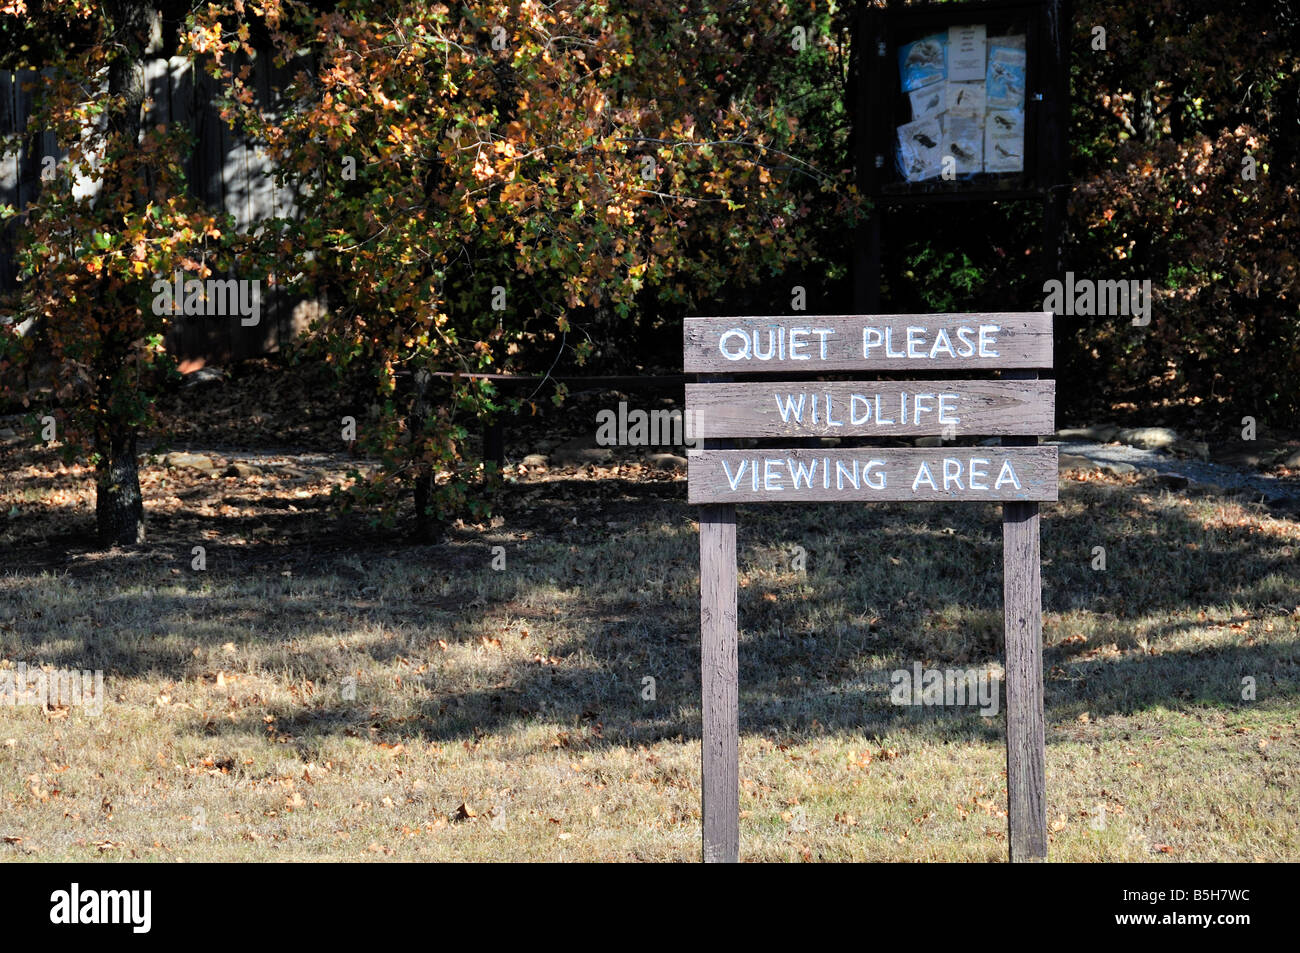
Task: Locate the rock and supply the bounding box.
[1172,438,1209,461]
[1115,426,1180,451]
[181,366,225,388]
[1214,448,1275,469]
[1212,441,1296,468]
[163,451,216,472]
[1154,472,1189,490]
[1058,453,1097,472]
[914,436,944,448]
[0,427,17,440]
[223,462,262,477]
[551,438,612,466]
[647,452,687,471]
[1056,424,1120,442]
[521,453,548,468]
[977,437,1003,447]
[1099,461,1137,476]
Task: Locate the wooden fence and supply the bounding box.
[0,54,313,364]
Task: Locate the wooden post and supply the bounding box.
[698,366,738,864]
[699,500,738,863]
[1002,371,1047,862]
[852,5,884,314]
[483,419,505,471]
[1041,0,1071,296]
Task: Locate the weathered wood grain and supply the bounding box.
[698,371,739,863]
[1002,374,1048,862]
[167,56,195,205]
[143,58,170,127]
[684,312,1053,373]
[699,502,738,863]
[13,70,39,215]
[686,379,1054,438]
[687,447,1057,504]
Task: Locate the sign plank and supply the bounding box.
[686,379,1054,438]
[687,447,1058,504]
[683,312,1053,373]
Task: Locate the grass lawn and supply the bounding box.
[1,432,1297,861]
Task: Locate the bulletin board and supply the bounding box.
[857,0,1070,204]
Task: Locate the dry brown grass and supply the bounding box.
[1,437,1297,861]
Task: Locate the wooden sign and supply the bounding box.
[688,447,1057,504]
[687,312,1052,865]
[685,379,1055,439]
[683,312,1052,373]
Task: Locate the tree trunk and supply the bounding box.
[90,3,151,548]
[96,426,144,546]
[409,367,438,543]
[412,468,436,543]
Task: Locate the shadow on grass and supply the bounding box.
[2,475,1298,754]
